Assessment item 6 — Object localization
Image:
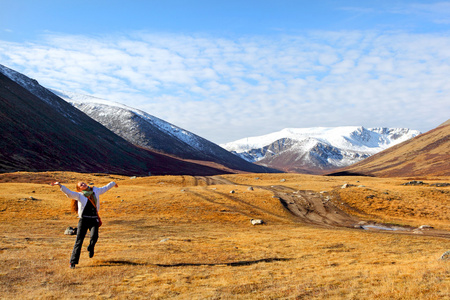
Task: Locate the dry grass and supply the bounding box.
[0,172,449,299]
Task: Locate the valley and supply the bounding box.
[1,172,449,299]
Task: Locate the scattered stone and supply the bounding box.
[181,189,185,192]
[255,177,260,180]
[366,195,375,199]
[440,251,450,260]
[20,196,39,201]
[64,226,77,235]
[159,238,170,243]
[430,183,450,187]
[130,176,137,179]
[341,183,349,189]
[418,225,434,229]
[402,180,425,186]
[251,219,264,225]
[230,190,235,194]
[280,179,286,182]
[247,187,254,191]
[412,229,424,234]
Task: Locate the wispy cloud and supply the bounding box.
[1,30,449,143]
[386,1,450,24]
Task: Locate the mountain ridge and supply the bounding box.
[51,89,276,174]
[221,126,420,174]
[0,64,245,176]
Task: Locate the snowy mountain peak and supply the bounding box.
[220,126,420,174]
[51,89,204,149]
[221,126,419,153]
[51,89,273,173]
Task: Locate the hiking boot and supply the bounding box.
[70,263,76,269]
[87,245,94,258]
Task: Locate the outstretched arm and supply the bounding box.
[94,181,118,196]
[51,181,81,200]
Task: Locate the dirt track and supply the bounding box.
[192,176,450,239]
[185,175,361,228]
[264,186,359,228]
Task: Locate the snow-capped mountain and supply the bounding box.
[0,63,272,175]
[0,64,219,175]
[220,127,421,174]
[51,90,275,174]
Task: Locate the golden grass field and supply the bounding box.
[0,171,449,299]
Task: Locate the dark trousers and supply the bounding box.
[70,217,99,264]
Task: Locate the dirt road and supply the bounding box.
[191,176,450,238]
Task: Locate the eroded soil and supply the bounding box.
[190,175,450,238]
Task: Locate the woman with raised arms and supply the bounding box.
[51,180,118,269]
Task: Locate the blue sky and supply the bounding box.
[1,0,450,143]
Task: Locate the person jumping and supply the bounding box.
[51,180,118,269]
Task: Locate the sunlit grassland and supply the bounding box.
[0,172,449,299]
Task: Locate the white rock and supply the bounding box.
[418,225,434,229]
[251,219,264,225]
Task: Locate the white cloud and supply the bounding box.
[384,1,450,25]
[0,30,449,143]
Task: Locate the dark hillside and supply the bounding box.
[0,73,228,176]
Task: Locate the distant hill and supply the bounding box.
[221,127,420,174]
[0,65,236,176]
[329,120,450,177]
[51,90,276,174]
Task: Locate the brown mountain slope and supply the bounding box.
[330,120,450,177]
[0,73,230,176]
[439,119,450,127]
